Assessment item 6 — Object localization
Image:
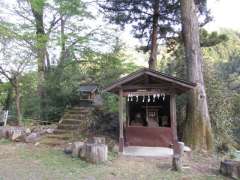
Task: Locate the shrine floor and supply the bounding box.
[123,146,173,157]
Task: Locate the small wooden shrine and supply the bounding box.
[104,68,196,152]
[79,84,98,101]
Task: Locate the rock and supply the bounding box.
[0,127,26,142]
[46,128,55,134]
[88,137,105,144]
[25,128,31,134]
[25,133,41,143]
[39,128,47,135]
[0,127,9,138]
[112,144,119,153]
[64,143,73,155]
[71,141,84,158]
[11,130,25,141]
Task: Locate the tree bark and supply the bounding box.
[59,15,66,64]
[14,78,21,125]
[148,0,160,70]
[180,0,213,150]
[29,0,48,121]
[83,143,108,164]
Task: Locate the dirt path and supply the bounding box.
[0,140,228,180]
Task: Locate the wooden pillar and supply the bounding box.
[126,99,129,127]
[119,88,124,152]
[170,94,178,153]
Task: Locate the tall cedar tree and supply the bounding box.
[99,0,180,69]
[180,0,213,150]
[99,0,210,69]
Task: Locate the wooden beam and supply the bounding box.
[122,88,174,97]
[144,74,149,84]
[119,88,124,152]
[122,84,171,90]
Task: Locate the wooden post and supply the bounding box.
[119,88,124,152]
[172,142,184,171]
[170,94,178,150]
[126,98,129,127]
[170,94,182,171]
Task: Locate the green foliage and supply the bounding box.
[54,0,89,17]
[200,29,228,47]
[0,82,11,108]
[16,47,137,121]
[29,0,45,12]
[79,49,137,112]
[44,61,83,121]
[80,49,137,86]
[202,30,240,150]
[204,60,235,151]
[99,0,210,52]
[20,72,40,119]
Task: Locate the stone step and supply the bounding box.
[46,133,73,140]
[71,107,94,110]
[40,138,67,146]
[58,124,81,130]
[60,119,83,125]
[63,114,86,119]
[65,109,91,114]
[54,129,81,134]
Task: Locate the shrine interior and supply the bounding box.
[127,95,170,128]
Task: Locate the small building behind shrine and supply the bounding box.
[104,68,196,152]
[79,84,103,107]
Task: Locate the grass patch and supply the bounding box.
[108,150,118,161]
[10,144,226,180]
[19,146,109,179]
[0,138,11,145]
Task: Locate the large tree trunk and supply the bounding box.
[29,0,48,121]
[59,15,66,64]
[148,0,159,70]
[14,78,21,125]
[10,77,21,125]
[180,0,213,150]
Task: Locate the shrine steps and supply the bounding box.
[40,106,94,146]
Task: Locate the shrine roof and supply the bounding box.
[103,68,196,95]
